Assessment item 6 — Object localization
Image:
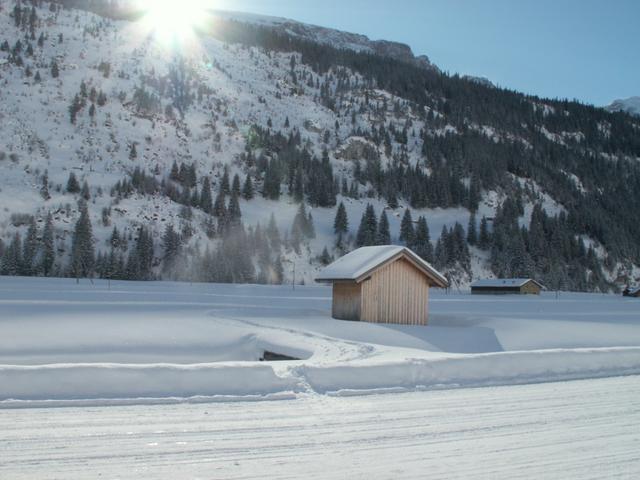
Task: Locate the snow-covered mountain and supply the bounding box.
[1,0,639,291]
[606,96,640,117]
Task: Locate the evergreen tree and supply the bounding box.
[231,174,241,197]
[40,172,50,200]
[162,224,181,275]
[170,161,180,182]
[273,254,284,284]
[377,210,391,245]
[188,188,200,208]
[22,218,39,275]
[290,223,303,254]
[66,172,80,193]
[290,203,312,253]
[69,94,82,124]
[292,202,314,240]
[434,227,448,270]
[70,202,95,278]
[228,191,242,225]
[387,188,399,210]
[319,247,332,265]
[467,212,478,246]
[468,175,481,211]
[306,212,316,239]
[127,227,154,280]
[41,213,55,276]
[399,208,415,246]
[256,235,273,285]
[451,222,471,271]
[13,4,22,27]
[199,177,213,214]
[293,168,304,202]
[219,223,255,283]
[81,180,90,201]
[262,159,281,200]
[213,190,226,218]
[479,215,490,249]
[333,202,348,235]
[242,174,255,200]
[220,166,230,195]
[186,163,197,188]
[266,213,281,251]
[356,204,378,247]
[110,226,122,250]
[1,233,22,276]
[413,216,433,262]
[110,252,125,281]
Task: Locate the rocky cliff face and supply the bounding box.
[213,10,439,71]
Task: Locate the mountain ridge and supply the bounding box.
[211,10,439,72]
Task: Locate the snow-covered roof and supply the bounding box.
[316,246,448,287]
[470,279,544,289]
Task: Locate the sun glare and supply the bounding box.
[139,0,210,46]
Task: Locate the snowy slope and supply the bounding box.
[0,1,494,285]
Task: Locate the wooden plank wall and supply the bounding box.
[332,282,362,321]
[360,258,430,325]
[521,281,541,295]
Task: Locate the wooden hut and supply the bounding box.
[623,286,640,298]
[315,246,448,325]
[470,278,544,295]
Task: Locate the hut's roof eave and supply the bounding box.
[316,245,448,288]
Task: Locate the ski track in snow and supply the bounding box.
[0,376,638,479]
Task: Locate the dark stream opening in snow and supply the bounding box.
[259,351,301,362]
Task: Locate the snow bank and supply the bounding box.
[0,363,297,402]
[300,347,640,394]
[2,347,639,404]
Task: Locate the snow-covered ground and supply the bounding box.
[1,276,639,405]
[1,276,639,478]
[1,376,639,479]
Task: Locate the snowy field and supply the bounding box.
[1,276,639,404]
[1,276,640,478]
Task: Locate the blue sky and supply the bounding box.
[213,0,638,106]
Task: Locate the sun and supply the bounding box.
[138,0,210,46]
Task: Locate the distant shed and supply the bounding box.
[470,278,544,295]
[623,286,640,298]
[315,246,448,326]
